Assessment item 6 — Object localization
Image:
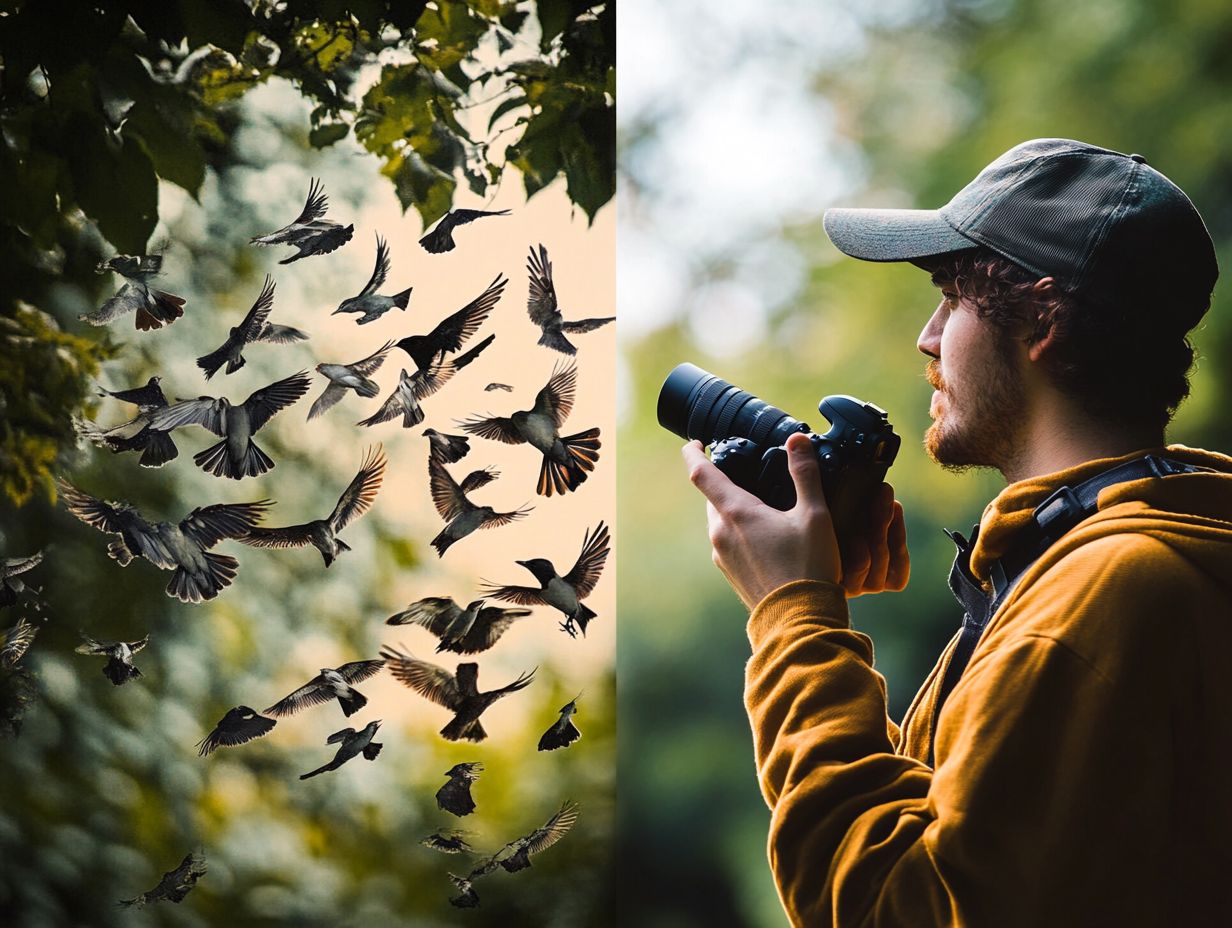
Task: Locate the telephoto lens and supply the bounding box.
[656,363,809,448]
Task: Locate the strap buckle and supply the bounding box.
[1031,485,1085,541]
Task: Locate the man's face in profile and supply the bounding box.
[917,281,1027,473]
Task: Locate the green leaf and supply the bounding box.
[536,0,573,51]
[383,148,456,227]
[123,88,207,199]
[69,126,158,254]
[308,121,351,148]
[560,104,614,222]
[488,93,528,130]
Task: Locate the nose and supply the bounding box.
[917,300,946,359]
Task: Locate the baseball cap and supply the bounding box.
[823,138,1218,328]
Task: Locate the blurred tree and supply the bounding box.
[0,0,614,506]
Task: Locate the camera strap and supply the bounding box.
[926,454,1209,767]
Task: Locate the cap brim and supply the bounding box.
[823,208,976,263]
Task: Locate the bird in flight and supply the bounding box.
[79,377,178,467]
[251,177,354,264]
[96,375,167,411]
[481,521,610,637]
[75,632,149,685]
[393,275,506,372]
[308,340,393,421]
[264,659,386,718]
[427,459,531,556]
[386,596,532,654]
[437,761,483,816]
[538,694,582,751]
[0,550,45,611]
[526,244,614,354]
[380,645,535,742]
[498,800,580,872]
[197,275,307,379]
[457,361,600,496]
[0,617,38,670]
[240,445,385,567]
[196,706,277,756]
[58,480,271,603]
[80,255,187,331]
[147,371,312,479]
[299,720,383,780]
[357,361,454,430]
[119,852,207,908]
[419,208,510,254]
[333,234,412,325]
[484,382,513,392]
[424,428,470,464]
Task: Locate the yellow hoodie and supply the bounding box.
[745,446,1232,928]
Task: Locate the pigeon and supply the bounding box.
[386,597,532,654]
[308,340,393,420]
[196,706,277,756]
[379,646,535,742]
[80,379,179,467]
[265,660,386,718]
[0,617,38,669]
[119,852,207,907]
[358,362,454,429]
[424,428,470,464]
[333,234,411,324]
[96,375,167,411]
[251,177,354,264]
[538,694,582,751]
[526,244,614,354]
[393,275,506,372]
[197,275,307,379]
[499,800,579,872]
[485,382,513,392]
[58,481,271,603]
[419,208,510,254]
[457,361,601,496]
[0,551,44,611]
[81,255,186,331]
[300,720,383,779]
[75,632,148,685]
[447,872,480,908]
[147,371,312,479]
[422,830,473,854]
[427,458,532,556]
[481,521,610,637]
[437,762,483,816]
[240,445,385,566]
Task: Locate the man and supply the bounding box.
[682,139,1232,926]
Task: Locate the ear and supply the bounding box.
[1026,277,1060,363]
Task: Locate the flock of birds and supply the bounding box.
[3,179,614,910]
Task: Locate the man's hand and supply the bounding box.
[682,432,909,609]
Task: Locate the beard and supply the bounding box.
[924,338,1026,474]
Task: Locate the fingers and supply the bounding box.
[786,433,826,514]
[682,441,758,511]
[862,484,895,591]
[884,501,910,591]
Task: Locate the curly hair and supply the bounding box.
[928,248,1198,435]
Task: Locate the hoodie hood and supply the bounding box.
[969,445,1232,584]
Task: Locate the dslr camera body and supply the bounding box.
[658,363,901,544]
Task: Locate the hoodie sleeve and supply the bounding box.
[745,542,1178,928]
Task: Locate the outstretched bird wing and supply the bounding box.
[351,340,395,378]
[58,480,143,536]
[288,177,328,227]
[233,275,277,342]
[491,666,536,698]
[329,445,386,530]
[308,383,347,421]
[478,505,533,530]
[179,501,272,549]
[388,597,461,634]
[459,467,499,494]
[75,633,111,655]
[337,658,386,684]
[462,607,532,653]
[411,356,455,400]
[521,800,580,856]
[147,397,226,436]
[532,361,577,428]
[326,727,356,744]
[406,275,507,365]
[526,244,560,327]
[564,521,611,598]
[196,707,276,755]
[256,322,308,344]
[359,234,391,296]
[357,383,412,427]
[240,522,316,548]
[2,551,44,577]
[560,316,615,333]
[380,645,461,709]
[128,635,151,654]
[429,458,472,520]
[243,371,313,432]
[265,674,336,716]
[1,618,38,668]
[101,379,166,408]
[476,580,548,607]
[455,413,521,444]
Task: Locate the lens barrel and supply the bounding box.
[657,363,807,448]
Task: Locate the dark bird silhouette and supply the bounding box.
[308,340,393,420]
[526,244,614,354]
[251,177,354,264]
[240,445,385,566]
[499,801,579,872]
[481,521,610,637]
[448,872,480,908]
[58,481,271,603]
[265,660,385,718]
[422,830,473,854]
[394,275,506,371]
[387,597,532,654]
[148,371,312,479]
[485,382,513,392]
[196,706,277,756]
[424,428,470,464]
[427,459,531,556]
[538,694,582,751]
[0,551,44,611]
[119,852,207,907]
[333,234,411,324]
[81,377,178,466]
[81,255,186,330]
[457,361,600,496]
[0,617,38,669]
[197,275,307,379]
[97,375,166,411]
[300,720,383,779]
[357,362,454,429]
[419,208,510,254]
[75,632,148,685]
[379,646,535,742]
[437,762,483,816]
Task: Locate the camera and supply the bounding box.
[657,363,901,543]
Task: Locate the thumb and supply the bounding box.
[786,433,826,511]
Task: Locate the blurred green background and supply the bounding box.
[616,0,1232,925]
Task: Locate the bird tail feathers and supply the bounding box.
[167,552,238,604]
[538,719,581,751]
[362,741,383,760]
[194,439,274,479]
[571,602,598,637]
[441,717,487,742]
[431,529,455,557]
[393,287,412,310]
[107,540,134,566]
[452,334,495,371]
[299,762,334,780]
[537,428,601,496]
[139,431,178,468]
[338,688,368,717]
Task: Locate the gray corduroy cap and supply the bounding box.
[824,138,1218,328]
